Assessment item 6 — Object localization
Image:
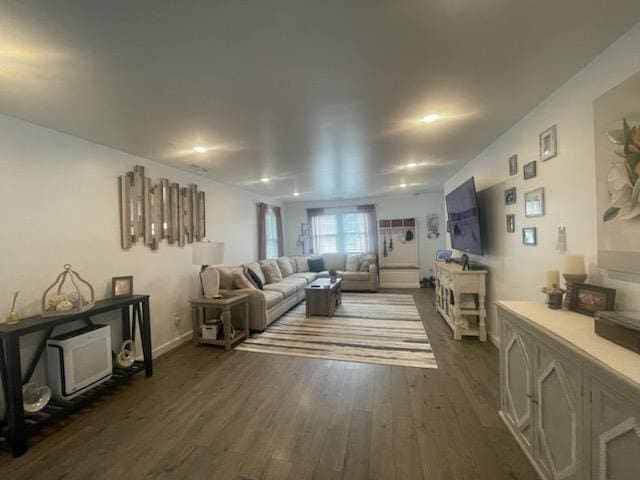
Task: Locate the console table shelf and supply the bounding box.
[0,295,153,457]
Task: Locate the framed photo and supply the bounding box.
[539,125,557,161]
[509,154,518,176]
[522,227,537,246]
[506,214,515,233]
[569,283,616,317]
[523,161,537,180]
[112,276,133,297]
[436,249,453,261]
[525,187,544,217]
[505,187,516,205]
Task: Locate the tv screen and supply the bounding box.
[445,177,483,255]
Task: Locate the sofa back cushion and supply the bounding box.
[245,262,266,286]
[234,270,256,290]
[322,253,347,272]
[307,257,325,273]
[260,259,283,284]
[277,257,294,277]
[217,266,243,290]
[345,254,361,272]
[292,256,310,272]
[287,256,298,273]
[359,253,377,272]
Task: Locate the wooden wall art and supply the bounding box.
[118,165,206,250]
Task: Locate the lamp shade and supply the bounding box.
[192,241,225,266]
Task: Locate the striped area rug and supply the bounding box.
[237,293,437,369]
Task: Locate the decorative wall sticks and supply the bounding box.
[118,165,206,250]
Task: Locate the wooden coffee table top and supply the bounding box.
[305,278,342,291]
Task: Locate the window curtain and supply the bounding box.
[306,208,325,255]
[357,204,378,255]
[272,205,284,257]
[257,202,269,260]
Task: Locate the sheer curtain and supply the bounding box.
[306,208,325,255]
[258,203,283,259]
[357,204,378,255]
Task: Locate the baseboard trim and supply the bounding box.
[498,411,545,480]
[379,282,421,288]
[152,330,193,359]
[488,331,500,350]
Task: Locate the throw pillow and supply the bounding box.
[216,266,237,290]
[359,254,376,272]
[288,256,298,273]
[307,257,325,273]
[246,267,263,290]
[233,271,256,290]
[245,262,266,286]
[292,256,309,272]
[345,254,361,272]
[260,260,283,284]
[277,256,294,277]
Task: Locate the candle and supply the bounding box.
[563,255,585,275]
[545,270,560,289]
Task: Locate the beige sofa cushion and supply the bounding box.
[322,253,347,272]
[342,271,369,281]
[264,282,297,298]
[280,276,307,292]
[233,270,256,290]
[262,289,284,308]
[291,256,309,272]
[277,257,294,277]
[359,254,376,272]
[245,261,266,286]
[217,266,244,290]
[345,254,361,272]
[316,270,344,278]
[289,272,316,283]
[288,256,298,273]
[260,259,283,284]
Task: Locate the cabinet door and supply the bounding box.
[501,318,535,454]
[591,379,640,480]
[534,342,583,480]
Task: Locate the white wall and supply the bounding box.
[444,22,640,345]
[0,113,278,414]
[284,192,446,278]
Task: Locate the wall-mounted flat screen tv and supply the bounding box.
[445,177,483,255]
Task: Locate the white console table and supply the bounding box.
[497,301,640,480]
[433,261,487,341]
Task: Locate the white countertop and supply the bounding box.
[497,301,640,389]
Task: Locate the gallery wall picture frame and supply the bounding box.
[539,125,558,161]
[525,187,545,217]
[506,214,515,233]
[523,161,537,180]
[505,187,516,205]
[522,227,537,246]
[112,276,134,297]
[569,283,616,317]
[509,154,518,176]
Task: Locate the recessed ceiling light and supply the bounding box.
[400,183,407,188]
[293,192,300,196]
[192,146,207,153]
[421,114,440,123]
[407,162,417,168]
[261,177,270,183]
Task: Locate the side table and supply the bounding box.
[189,294,250,350]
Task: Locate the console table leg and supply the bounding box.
[4,337,27,457]
[141,298,153,377]
[122,305,131,341]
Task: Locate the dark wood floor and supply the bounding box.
[0,289,538,479]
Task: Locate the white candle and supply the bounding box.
[545,270,560,289]
[563,255,585,275]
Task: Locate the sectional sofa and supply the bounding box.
[202,253,378,331]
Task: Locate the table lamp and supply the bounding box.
[193,241,225,298]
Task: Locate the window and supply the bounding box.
[265,208,279,259]
[311,210,370,254]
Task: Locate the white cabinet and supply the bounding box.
[497,302,640,480]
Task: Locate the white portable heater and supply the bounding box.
[47,324,113,400]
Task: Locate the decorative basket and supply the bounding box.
[41,264,95,317]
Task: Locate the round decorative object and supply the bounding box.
[55,299,74,311]
[405,230,414,242]
[42,264,95,317]
[22,382,52,413]
[115,340,136,369]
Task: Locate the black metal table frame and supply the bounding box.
[0,295,152,457]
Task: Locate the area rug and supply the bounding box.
[237,293,437,369]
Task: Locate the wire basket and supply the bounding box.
[41,264,95,317]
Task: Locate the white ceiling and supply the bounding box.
[1,1,640,201]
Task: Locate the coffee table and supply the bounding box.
[305,278,342,317]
